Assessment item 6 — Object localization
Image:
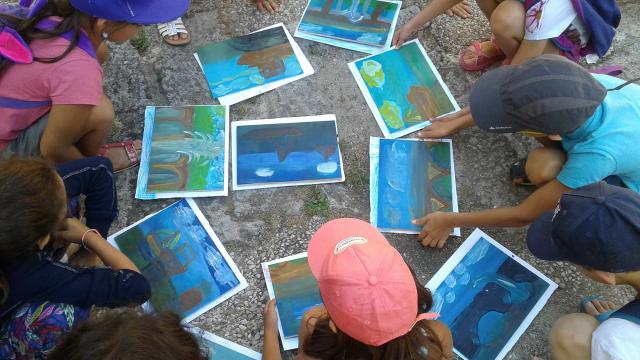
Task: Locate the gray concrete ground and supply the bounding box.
[103,0,640,358]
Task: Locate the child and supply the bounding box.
[393,0,620,71]
[48,310,206,360]
[262,218,454,360]
[526,181,640,359]
[0,158,151,358]
[414,55,640,249]
[0,0,188,171]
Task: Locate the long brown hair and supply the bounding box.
[302,269,446,360]
[48,310,206,360]
[0,158,66,267]
[0,0,92,72]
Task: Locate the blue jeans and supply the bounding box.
[56,157,118,237]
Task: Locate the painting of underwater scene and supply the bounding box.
[109,199,247,323]
[136,106,228,200]
[195,25,303,101]
[427,229,557,360]
[232,115,345,190]
[191,327,261,360]
[350,40,460,138]
[297,0,401,49]
[370,138,459,235]
[262,253,322,350]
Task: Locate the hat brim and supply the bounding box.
[526,211,566,261]
[470,66,525,134]
[70,0,189,25]
[308,219,389,280]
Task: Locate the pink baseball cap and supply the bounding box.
[307,218,438,346]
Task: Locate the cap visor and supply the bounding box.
[526,211,566,261]
[470,66,524,133]
[127,0,190,25]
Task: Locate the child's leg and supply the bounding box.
[489,0,525,58]
[75,95,115,157]
[57,156,118,237]
[525,147,567,187]
[549,313,598,359]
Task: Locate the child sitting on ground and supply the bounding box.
[393,0,620,71]
[0,0,187,171]
[262,218,454,360]
[0,158,150,359]
[414,55,640,249]
[526,181,640,359]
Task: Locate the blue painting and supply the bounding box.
[136,106,228,200]
[196,25,303,99]
[428,230,557,360]
[297,0,401,52]
[350,40,459,138]
[196,330,261,360]
[370,138,458,234]
[110,199,247,322]
[232,116,344,190]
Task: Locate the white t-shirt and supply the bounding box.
[591,318,640,360]
[524,0,587,43]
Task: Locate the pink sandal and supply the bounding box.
[99,140,140,173]
[459,37,506,72]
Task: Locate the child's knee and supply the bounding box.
[490,1,524,37]
[549,314,598,358]
[525,147,567,186]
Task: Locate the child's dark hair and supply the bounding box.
[48,310,206,360]
[0,0,93,72]
[0,158,66,267]
[302,267,445,360]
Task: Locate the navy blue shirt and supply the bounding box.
[0,252,151,320]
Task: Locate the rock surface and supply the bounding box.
[102,1,640,358]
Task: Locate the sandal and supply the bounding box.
[157,17,191,46]
[580,296,616,323]
[99,140,140,174]
[459,37,505,72]
[510,158,535,186]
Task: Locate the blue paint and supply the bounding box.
[200,337,257,360]
[196,26,303,99]
[432,237,552,360]
[114,200,241,320]
[235,121,343,186]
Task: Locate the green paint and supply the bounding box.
[379,100,403,129]
[186,107,225,190]
[360,60,384,88]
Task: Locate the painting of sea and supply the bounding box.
[108,199,248,323]
[370,137,460,236]
[194,23,314,106]
[295,0,401,54]
[262,253,323,350]
[349,40,460,138]
[136,106,229,200]
[426,229,558,360]
[232,115,345,190]
[190,327,262,360]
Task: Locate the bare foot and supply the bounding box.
[583,299,616,317]
[445,1,472,19]
[254,0,281,14]
[166,32,189,42]
[69,248,104,268]
[461,40,504,66]
[102,140,142,172]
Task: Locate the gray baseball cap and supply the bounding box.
[469,55,607,135]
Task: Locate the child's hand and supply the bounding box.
[263,299,279,335]
[54,218,91,245]
[413,212,453,248]
[392,24,416,48]
[254,0,281,14]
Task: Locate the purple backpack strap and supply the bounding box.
[0,96,51,109]
[590,65,624,77]
[34,18,97,59]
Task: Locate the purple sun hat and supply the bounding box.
[69,0,189,25]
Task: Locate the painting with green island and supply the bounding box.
[350,40,460,138]
[136,105,229,199]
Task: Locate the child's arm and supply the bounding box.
[417,106,474,139]
[262,299,282,360]
[415,179,570,248]
[55,218,140,273]
[392,0,463,47]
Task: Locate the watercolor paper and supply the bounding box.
[190,327,262,359]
